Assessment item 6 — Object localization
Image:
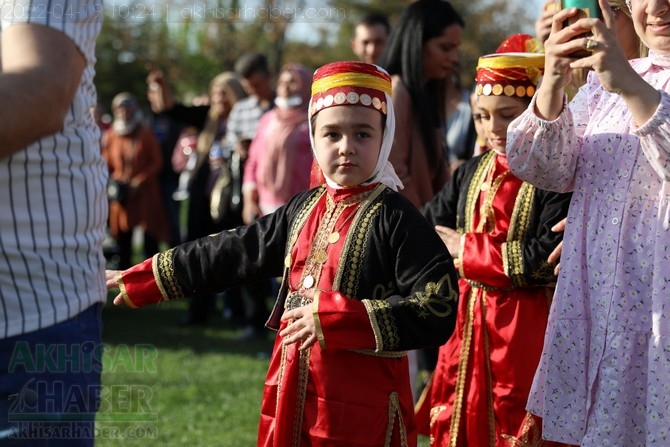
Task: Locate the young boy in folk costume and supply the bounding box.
[107,61,459,447]
[415,34,573,446]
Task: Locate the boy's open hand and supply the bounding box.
[280,305,317,351]
[434,225,462,258]
[105,270,125,306]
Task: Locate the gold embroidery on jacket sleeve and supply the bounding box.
[430,405,447,429]
[504,182,535,287]
[410,274,458,318]
[352,283,407,357]
[363,299,399,351]
[155,249,182,300]
[531,260,557,283]
[502,240,524,284]
[363,273,458,352]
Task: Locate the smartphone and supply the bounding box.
[562,0,602,23]
[561,0,602,57]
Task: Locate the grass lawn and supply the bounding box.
[96,295,273,446]
[97,294,431,446]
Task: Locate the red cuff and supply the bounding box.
[314,291,376,351]
[461,233,512,287]
[118,257,165,308]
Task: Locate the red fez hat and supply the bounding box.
[309,61,392,119]
[475,34,545,98]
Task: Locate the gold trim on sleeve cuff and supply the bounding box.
[153,252,172,301]
[117,275,137,309]
[362,299,384,352]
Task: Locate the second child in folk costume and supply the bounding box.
[106,61,459,447]
[416,34,573,446]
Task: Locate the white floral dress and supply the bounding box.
[505,53,670,446]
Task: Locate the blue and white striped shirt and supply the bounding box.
[0,0,107,338]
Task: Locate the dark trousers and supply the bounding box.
[0,304,103,447]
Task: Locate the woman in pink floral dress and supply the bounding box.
[506,0,670,444]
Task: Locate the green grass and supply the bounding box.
[97,293,432,446]
[96,296,273,446]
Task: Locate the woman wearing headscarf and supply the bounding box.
[103,92,172,269]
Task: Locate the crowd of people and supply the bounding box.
[3,0,670,445]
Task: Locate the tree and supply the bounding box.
[451,0,535,87]
[95,0,536,109]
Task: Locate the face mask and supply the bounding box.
[274,95,303,109]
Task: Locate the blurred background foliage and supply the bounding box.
[96,0,536,111]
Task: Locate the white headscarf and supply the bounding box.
[308,63,403,191]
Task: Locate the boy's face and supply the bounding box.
[476,94,527,154]
[313,105,383,187]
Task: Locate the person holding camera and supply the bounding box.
[506,0,670,444]
[103,92,171,269]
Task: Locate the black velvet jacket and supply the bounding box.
[153,185,460,352]
[422,150,573,288]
